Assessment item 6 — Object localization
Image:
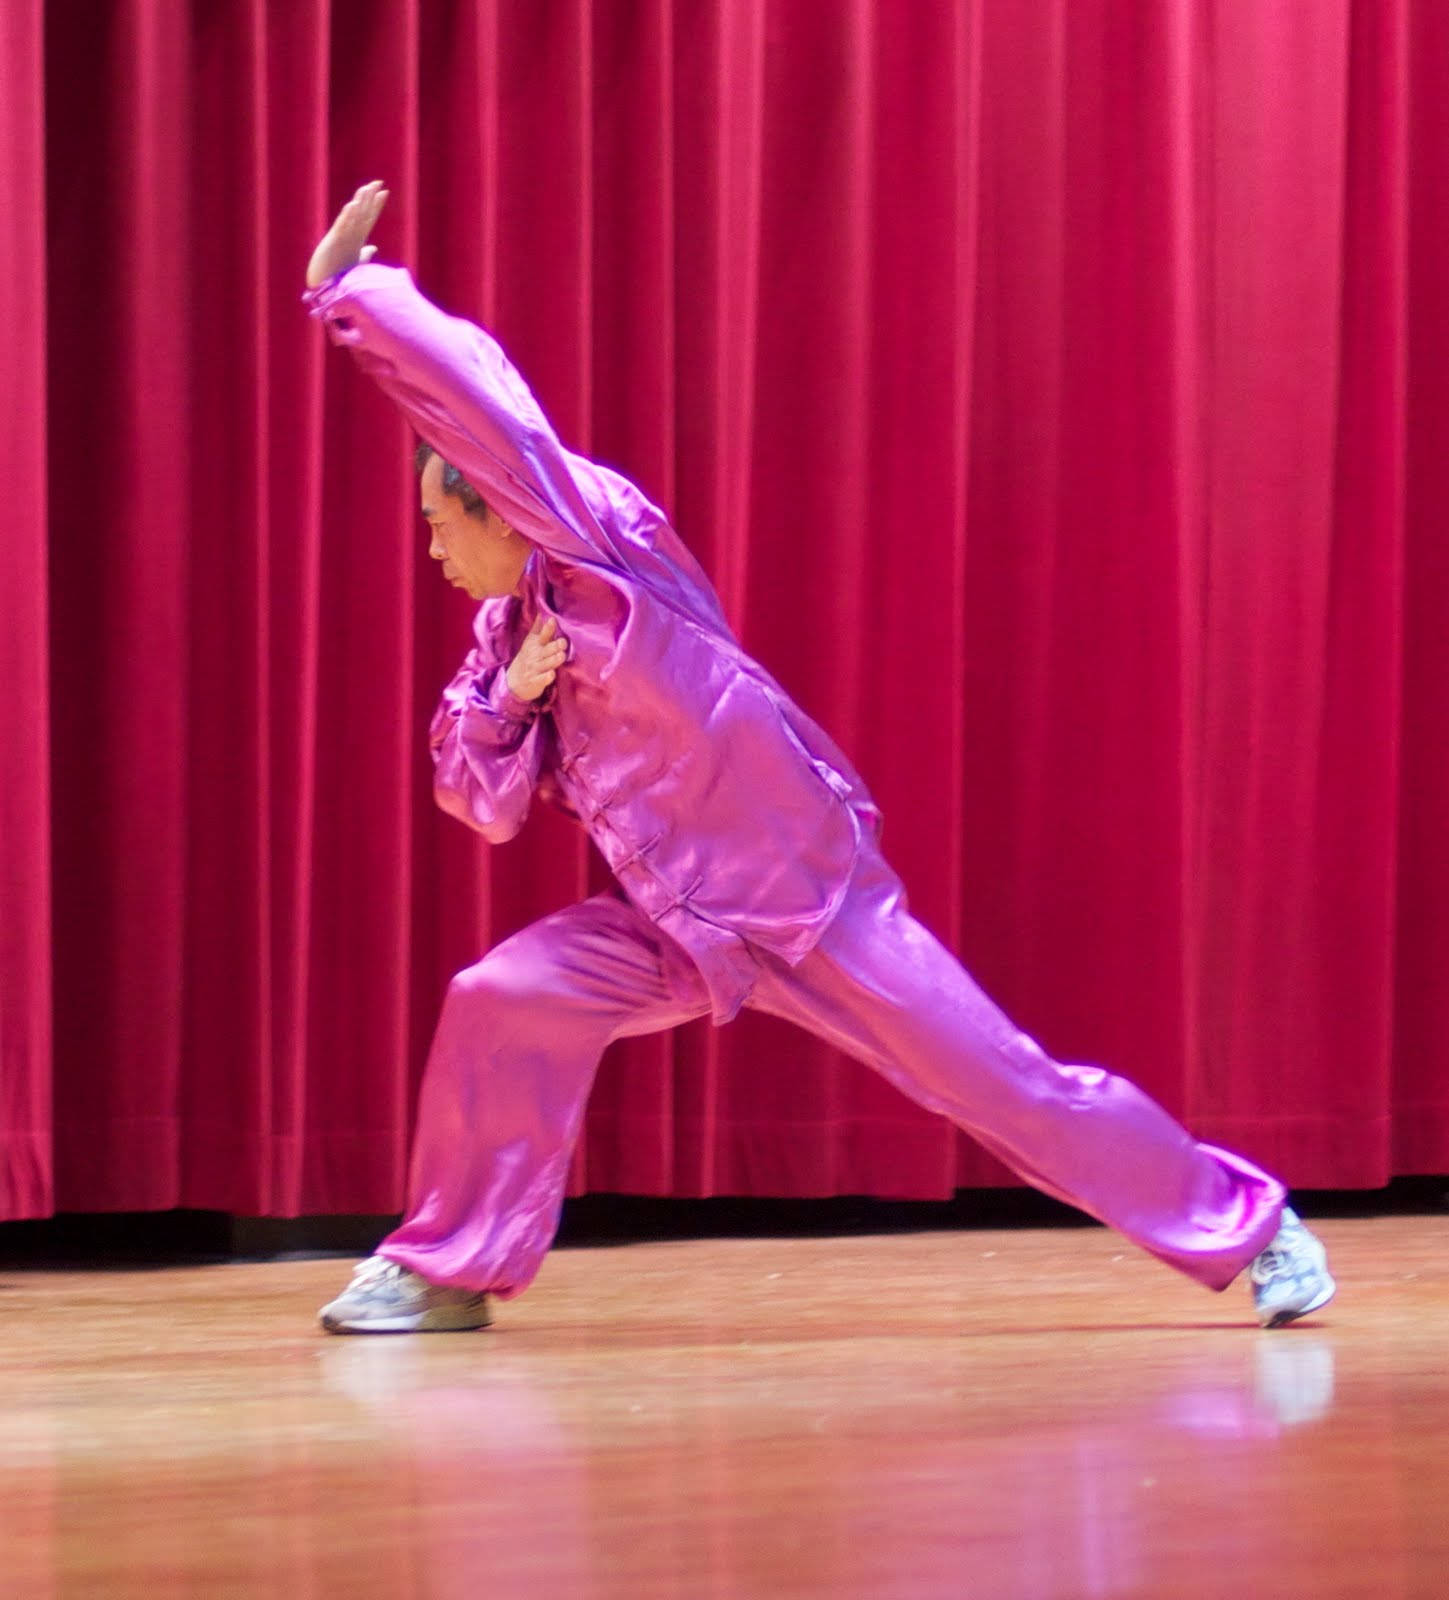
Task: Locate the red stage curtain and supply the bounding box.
[0,0,51,1218]
[4,0,1447,1219]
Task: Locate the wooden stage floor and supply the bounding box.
[2,1215,1446,1598]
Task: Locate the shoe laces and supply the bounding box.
[1251,1215,1305,1282]
[1252,1242,1289,1280]
[352,1255,406,1288]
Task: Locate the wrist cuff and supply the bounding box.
[476,668,541,722]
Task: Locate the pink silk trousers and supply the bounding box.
[379,848,1285,1298]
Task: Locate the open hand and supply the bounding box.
[306,180,389,287]
[506,616,569,702]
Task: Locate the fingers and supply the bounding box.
[528,618,569,660]
[350,179,388,211]
[515,617,568,699]
[509,664,557,702]
[308,182,390,288]
[523,645,568,670]
[340,181,388,237]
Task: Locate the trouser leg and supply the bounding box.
[748,849,1284,1289]
[379,891,711,1296]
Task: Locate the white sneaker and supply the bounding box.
[1249,1208,1336,1328]
[319,1256,493,1335]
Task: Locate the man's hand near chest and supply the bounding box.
[506,616,569,702]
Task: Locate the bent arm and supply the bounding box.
[430,650,549,844]
[305,264,617,570]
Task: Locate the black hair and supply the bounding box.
[413,439,488,520]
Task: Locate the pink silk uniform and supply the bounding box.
[306,265,1285,1299]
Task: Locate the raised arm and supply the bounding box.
[304,182,615,571]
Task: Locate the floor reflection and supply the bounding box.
[311,1313,1346,1597]
[9,1219,1448,1599]
[1159,1334,1336,1437]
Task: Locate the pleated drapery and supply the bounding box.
[3,0,1448,1219]
[1,0,51,1217]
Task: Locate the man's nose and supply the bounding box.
[428,533,445,560]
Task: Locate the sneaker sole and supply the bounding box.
[1260,1276,1336,1329]
[320,1304,493,1335]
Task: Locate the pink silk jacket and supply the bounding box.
[307,265,882,1023]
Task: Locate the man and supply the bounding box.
[305,182,1333,1335]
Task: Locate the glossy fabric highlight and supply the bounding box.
[380,846,1284,1298]
[307,265,1285,1300]
[307,265,878,1023]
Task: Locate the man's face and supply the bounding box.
[419,454,528,599]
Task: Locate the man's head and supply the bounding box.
[415,441,530,599]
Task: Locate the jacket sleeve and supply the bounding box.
[430,647,550,844]
[303,263,622,572]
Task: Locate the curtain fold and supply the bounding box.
[1393,0,1449,1170]
[4,0,1446,1219]
[0,0,51,1219]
